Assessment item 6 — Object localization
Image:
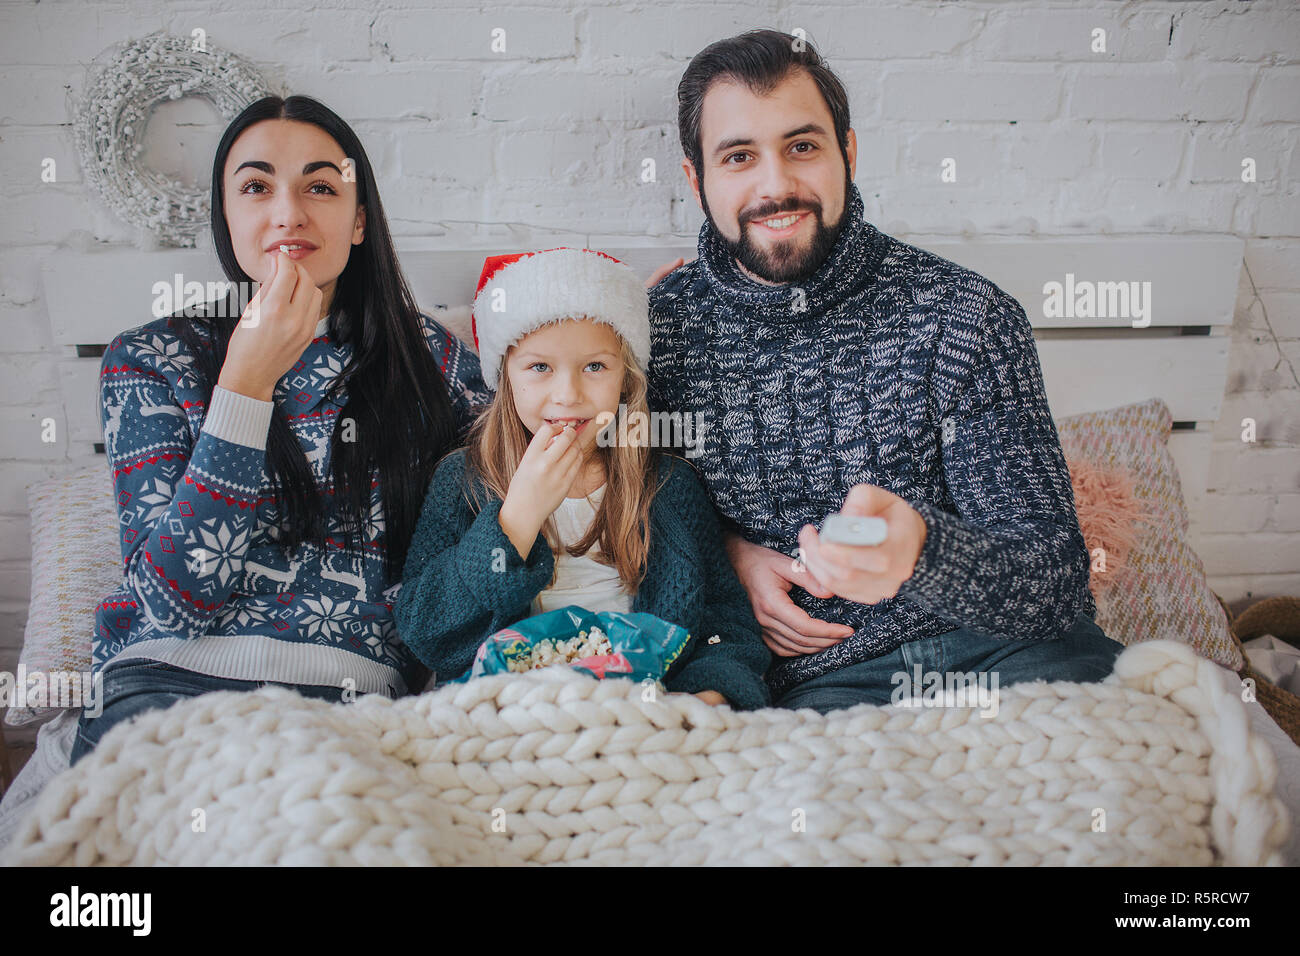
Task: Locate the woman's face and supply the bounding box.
[223,118,366,316]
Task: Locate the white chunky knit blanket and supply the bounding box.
[2,640,1290,866]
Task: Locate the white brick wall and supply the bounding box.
[1,0,1298,745]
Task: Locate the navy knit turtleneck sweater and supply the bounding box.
[647,183,1096,700]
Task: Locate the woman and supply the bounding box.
[71,95,488,764]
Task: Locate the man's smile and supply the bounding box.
[750,211,810,237]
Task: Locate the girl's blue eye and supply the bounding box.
[240,179,268,194]
[309,181,337,194]
[525,361,606,372]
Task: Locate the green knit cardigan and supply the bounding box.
[395,448,772,710]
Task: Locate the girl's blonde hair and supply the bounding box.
[464,329,665,591]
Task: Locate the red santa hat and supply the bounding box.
[470,247,649,391]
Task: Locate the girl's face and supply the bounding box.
[223,118,366,316]
[505,319,625,456]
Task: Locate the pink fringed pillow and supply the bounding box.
[1065,455,1148,596]
[1057,398,1241,670]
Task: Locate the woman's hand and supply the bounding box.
[644,258,685,289]
[498,421,584,559]
[217,251,324,401]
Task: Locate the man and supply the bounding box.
[646,29,1123,713]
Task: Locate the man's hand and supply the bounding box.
[724,532,856,659]
[796,484,928,607]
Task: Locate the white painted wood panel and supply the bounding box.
[921,236,1244,330]
[58,359,102,444]
[1167,430,1214,527]
[1036,336,1231,423]
[43,250,221,348]
[42,238,1240,346]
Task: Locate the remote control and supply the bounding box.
[819,513,888,546]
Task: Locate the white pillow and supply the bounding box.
[5,467,119,726]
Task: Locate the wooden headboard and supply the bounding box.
[41,236,1242,529]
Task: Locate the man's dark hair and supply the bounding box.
[676,29,852,177]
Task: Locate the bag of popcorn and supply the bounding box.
[452,605,690,684]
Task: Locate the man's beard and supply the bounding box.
[702,169,854,284]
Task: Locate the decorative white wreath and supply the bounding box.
[74,33,273,247]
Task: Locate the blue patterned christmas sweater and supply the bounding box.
[94,311,489,697]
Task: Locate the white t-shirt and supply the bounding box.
[529,484,633,616]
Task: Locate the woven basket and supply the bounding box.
[1219,593,1300,748]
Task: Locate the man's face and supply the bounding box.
[685,70,857,285]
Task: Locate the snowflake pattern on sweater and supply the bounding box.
[94,311,489,695]
[648,183,1096,700]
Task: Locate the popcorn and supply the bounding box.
[457,607,691,685]
[507,627,614,673]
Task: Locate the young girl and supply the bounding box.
[71,95,489,764]
[395,248,771,709]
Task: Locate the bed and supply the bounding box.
[2,237,1297,865]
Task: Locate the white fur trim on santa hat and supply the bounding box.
[472,248,649,390]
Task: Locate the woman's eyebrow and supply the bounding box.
[232,160,343,176]
[303,160,343,175]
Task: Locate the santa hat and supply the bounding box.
[471,247,649,391]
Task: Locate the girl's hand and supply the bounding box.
[498,421,584,555]
[217,251,324,401]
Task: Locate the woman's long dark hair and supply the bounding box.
[178,94,458,581]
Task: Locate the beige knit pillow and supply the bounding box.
[1057,398,1241,670]
[5,467,120,726]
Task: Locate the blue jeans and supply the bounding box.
[773,610,1124,714]
[69,659,351,766]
